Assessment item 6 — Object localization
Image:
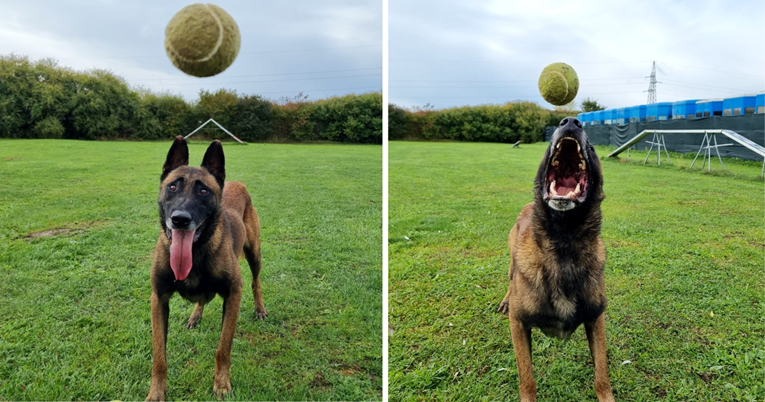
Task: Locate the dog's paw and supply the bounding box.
[213,373,232,398]
[254,307,268,320]
[186,315,202,329]
[145,387,166,402]
[497,300,510,315]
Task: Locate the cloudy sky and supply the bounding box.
[390,0,765,110]
[0,0,382,102]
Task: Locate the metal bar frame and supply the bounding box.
[608,129,765,158]
[689,131,733,171]
[184,118,246,144]
[184,118,214,139]
[643,132,671,166]
[690,132,709,169]
[608,128,765,178]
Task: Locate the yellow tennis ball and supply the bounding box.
[538,63,579,106]
[164,3,241,77]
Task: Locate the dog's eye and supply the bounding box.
[169,184,177,192]
[200,188,208,196]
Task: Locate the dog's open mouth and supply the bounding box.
[165,226,203,243]
[545,138,589,204]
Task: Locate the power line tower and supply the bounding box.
[645,61,658,104]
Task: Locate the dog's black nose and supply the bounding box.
[559,117,582,130]
[170,211,192,228]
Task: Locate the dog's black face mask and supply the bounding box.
[535,117,604,212]
[157,137,226,281]
[159,172,219,237]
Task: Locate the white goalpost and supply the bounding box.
[184,118,246,144]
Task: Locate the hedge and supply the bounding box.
[388,102,568,143]
[0,55,382,144]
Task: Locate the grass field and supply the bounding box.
[0,139,382,401]
[388,141,764,401]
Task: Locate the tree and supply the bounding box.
[69,69,139,140]
[580,97,607,112]
[194,88,239,138]
[553,99,579,114]
[232,94,274,141]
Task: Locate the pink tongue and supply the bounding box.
[170,229,194,281]
[556,177,577,195]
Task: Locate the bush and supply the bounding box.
[387,101,558,144]
[0,55,382,144]
[310,92,382,143]
[68,70,140,140]
[134,91,193,140]
[232,95,275,141]
[272,93,382,143]
[387,104,408,140]
[32,116,65,138]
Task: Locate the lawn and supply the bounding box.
[388,141,764,401]
[0,139,382,401]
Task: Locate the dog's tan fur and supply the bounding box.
[498,118,614,402]
[499,204,612,401]
[146,139,265,401]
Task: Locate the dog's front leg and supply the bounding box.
[213,285,242,396]
[585,313,615,402]
[510,316,536,402]
[146,292,170,401]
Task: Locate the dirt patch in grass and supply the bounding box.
[337,364,363,377]
[309,372,330,389]
[20,220,110,240]
[290,325,304,338]
[657,322,672,330]
[24,228,85,239]
[696,372,716,383]
[678,200,707,205]
[3,156,21,160]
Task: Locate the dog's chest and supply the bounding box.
[174,268,231,301]
[543,260,587,310]
[526,259,603,338]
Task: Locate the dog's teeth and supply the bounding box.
[550,180,558,196]
[551,159,559,166]
[566,191,575,198]
[577,142,581,151]
[575,183,581,195]
[556,142,561,149]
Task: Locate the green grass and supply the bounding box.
[388,141,764,401]
[0,139,382,401]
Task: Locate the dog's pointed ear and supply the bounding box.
[161,136,189,182]
[201,140,226,189]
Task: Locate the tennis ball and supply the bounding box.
[538,63,579,106]
[164,3,241,77]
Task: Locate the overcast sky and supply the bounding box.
[1,1,761,110]
[0,0,382,102]
[390,0,765,110]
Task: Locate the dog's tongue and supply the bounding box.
[170,229,194,281]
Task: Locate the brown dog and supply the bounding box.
[497,117,614,402]
[146,137,267,401]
